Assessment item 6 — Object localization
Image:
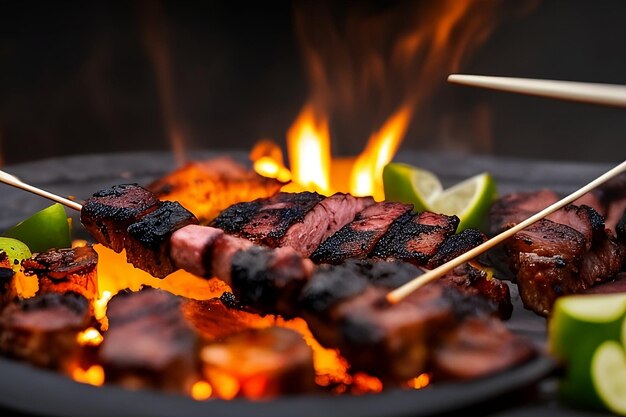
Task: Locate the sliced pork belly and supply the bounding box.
[23,246,98,302]
[99,288,200,394]
[211,192,325,247]
[431,316,536,381]
[370,211,458,267]
[0,292,91,370]
[81,184,161,252]
[310,202,412,264]
[280,193,375,257]
[125,201,198,278]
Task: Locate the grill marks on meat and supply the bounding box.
[211,192,325,247]
[99,288,200,394]
[125,201,198,278]
[81,184,161,252]
[311,202,412,264]
[201,327,316,398]
[82,185,199,278]
[491,189,626,315]
[23,246,98,302]
[280,193,375,257]
[426,229,487,269]
[0,292,91,369]
[371,212,458,267]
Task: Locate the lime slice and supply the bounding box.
[429,172,497,231]
[591,340,626,415]
[3,203,71,253]
[0,237,32,271]
[383,163,442,212]
[549,294,626,409]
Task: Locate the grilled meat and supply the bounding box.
[311,202,412,264]
[371,211,458,267]
[99,288,200,394]
[23,246,98,302]
[201,327,316,398]
[586,272,626,294]
[81,184,161,252]
[299,260,517,381]
[280,193,375,257]
[491,188,626,315]
[0,292,91,369]
[125,201,198,278]
[231,246,315,317]
[426,229,487,268]
[211,192,325,247]
[431,316,537,381]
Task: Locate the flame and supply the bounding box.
[191,380,213,400]
[71,365,105,387]
[251,0,525,199]
[76,327,104,347]
[408,373,431,390]
[285,104,331,194]
[350,105,413,200]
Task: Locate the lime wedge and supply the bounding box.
[429,172,497,231]
[3,203,71,253]
[0,237,32,271]
[382,163,442,212]
[591,340,626,415]
[549,293,626,410]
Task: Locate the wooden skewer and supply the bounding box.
[387,159,626,304]
[0,169,83,211]
[448,74,626,108]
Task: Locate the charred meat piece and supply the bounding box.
[181,297,275,342]
[579,235,625,286]
[371,211,458,266]
[147,157,283,223]
[210,233,254,284]
[311,202,412,264]
[431,316,536,381]
[505,219,588,315]
[23,246,98,302]
[439,262,513,319]
[281,193,375,257]
[0,292,91,369]
[231,246,314,317]
[81,184,161,252]
[99,288,200,394]
[211,192,325,247]
[304,284,456,381]
[426,229,487,269]
[125,201,198,278]
[201,327,315,399]
[546,204,606,249]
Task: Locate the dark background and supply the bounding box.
[1,0,625,166]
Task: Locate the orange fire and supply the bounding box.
[253,103,411,200]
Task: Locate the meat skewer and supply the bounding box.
[0,178,531,382]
